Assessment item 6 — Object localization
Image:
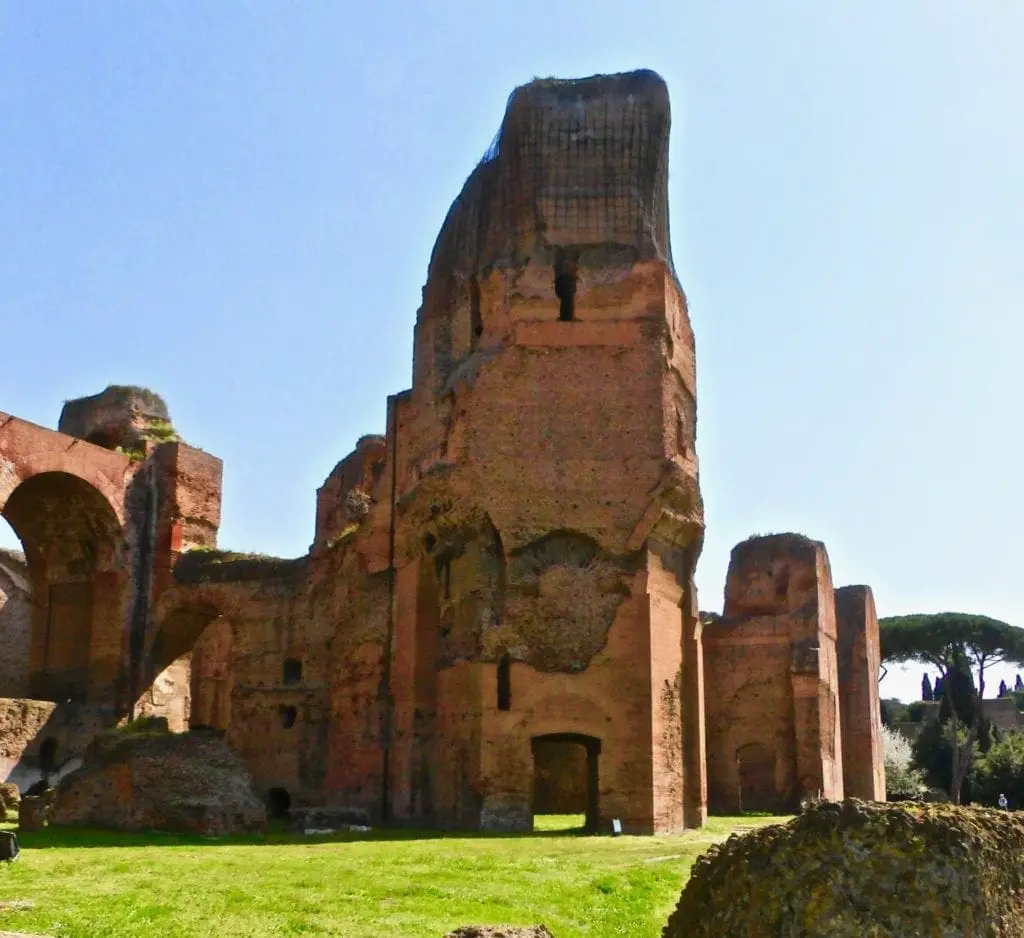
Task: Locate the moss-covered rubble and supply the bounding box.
[663,799,1024,938]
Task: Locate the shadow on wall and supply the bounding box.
[0,698,115,794]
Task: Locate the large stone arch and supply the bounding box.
[140,600,221,733]
[147,581,251,731]
[150,598,225,675]
[0,467,129,704]
[0,419,130,526]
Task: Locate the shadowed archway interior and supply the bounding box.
[1,471,125,704]
[531,733,601,832]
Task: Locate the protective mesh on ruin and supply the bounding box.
[427,70,676,288]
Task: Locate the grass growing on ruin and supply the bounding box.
[0,815,786,938]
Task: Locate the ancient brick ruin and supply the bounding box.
[703,534,884,813]
[0,70,884,834]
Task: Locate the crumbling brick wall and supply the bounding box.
[373,70,704,835]
[704,534,844,813]
[0,550,31,698]
[0,71,706,834]
[835,585,885,800]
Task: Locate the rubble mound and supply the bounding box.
[663,800,1024,938]
[52,721,265,836]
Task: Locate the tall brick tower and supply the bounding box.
[377,70,705,833]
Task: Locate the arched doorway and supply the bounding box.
[736,742,777,813]
[146,602,224,733]
[531,733,601,832]
[267,787,291,819]
[1,472,124,704]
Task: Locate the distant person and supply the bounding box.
[998,793,1009,810]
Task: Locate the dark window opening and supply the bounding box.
[267,787,291,818]
[438,557,451,600]
[39,737,58,774]
[279,705,298,729]
[774,568,790,601]
[282,658,302,685]
[423,533,437,554]
[470,277,483,342]
[554,255,578,322]
[497,654,512,711]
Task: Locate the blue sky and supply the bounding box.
[2,3,1021,703]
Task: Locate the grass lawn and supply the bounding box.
[0,814,786,937]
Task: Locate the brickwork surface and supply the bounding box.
[704,535,846,813]
[0,70,883,830]
[835,586,886,800]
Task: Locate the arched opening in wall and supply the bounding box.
[149,602,224,732]
[279,705,297,729]
[282,658,302,685]
[736,742,778,814]
[0,516,33,698]
[1,472,124,704]
[267,786,291,819]
[531,733,600,833]
[38,737,58,774]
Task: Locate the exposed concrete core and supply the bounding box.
[59,385,178,455]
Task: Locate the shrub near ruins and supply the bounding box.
[974,730,1024,808]
[881,725,925,801]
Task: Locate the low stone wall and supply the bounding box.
[663,800,1024,937]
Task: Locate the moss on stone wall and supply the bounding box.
[663,800,1024,938]
[174,549,304,584]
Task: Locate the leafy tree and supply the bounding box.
[934,675,944,699]
[880,613,1024,803]
[921,673,933,701]
[879,698,908,726]
[937,662,978,727]
[912,717,977,800]
[973,730,1024,808]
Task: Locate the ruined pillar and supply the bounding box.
[704,534,844,813]
[835,585,885,801]
[645,540,686,832]
[681,598,707,826]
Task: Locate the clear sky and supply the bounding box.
[2,3,1021,703]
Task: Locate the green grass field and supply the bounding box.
[0,815,786,937]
